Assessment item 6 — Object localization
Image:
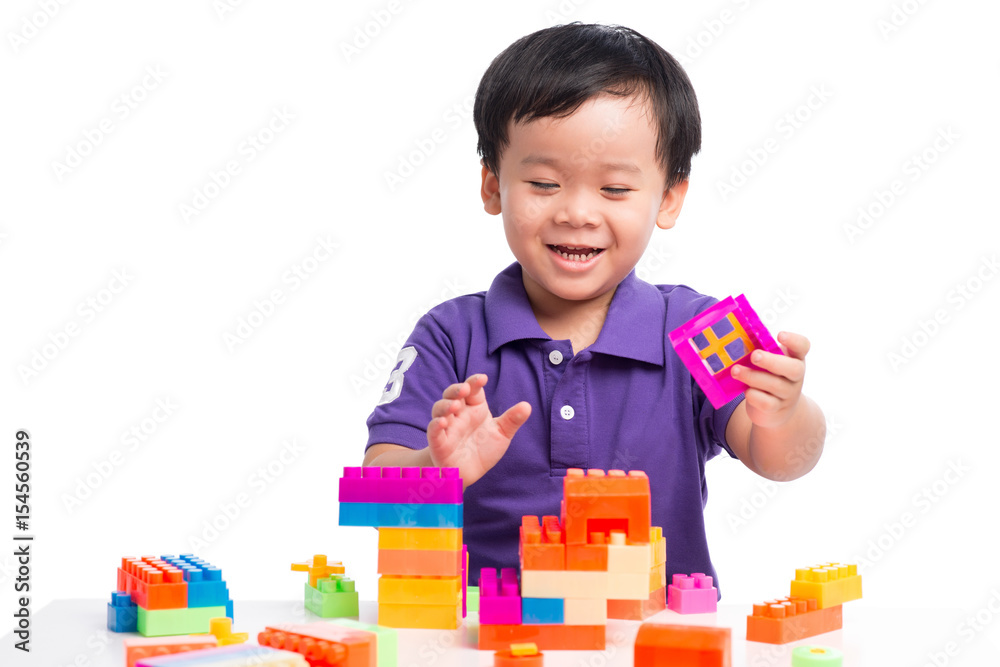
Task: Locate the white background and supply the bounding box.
[2,0,999,662]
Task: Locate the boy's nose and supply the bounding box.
[553,190,600,227]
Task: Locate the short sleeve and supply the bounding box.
[365,311,460,452]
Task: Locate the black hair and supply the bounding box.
[474,23,701,190]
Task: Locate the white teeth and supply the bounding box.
[557,250,596,261]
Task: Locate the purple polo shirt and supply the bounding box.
[366,262,742,595]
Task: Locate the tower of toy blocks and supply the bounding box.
[480,468,664,650]
[111,555,234,637]
[338,466,466,629]
[669,294,783,408]
[291,555,359,618]
[746,563,862,644]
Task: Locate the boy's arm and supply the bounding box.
[724,331,826,481]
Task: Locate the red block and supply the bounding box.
[117,557,187,610]
[259,623,375,667]
[634,623,731,667]
[478,623,605,651]
[746,597,843,644]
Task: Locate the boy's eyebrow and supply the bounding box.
[520,154,643,174]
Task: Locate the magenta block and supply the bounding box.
[338,466,463,504]
[461,544,468,618]
[479,567,521,625]
[667,573,718,614]
[668,294,784,408]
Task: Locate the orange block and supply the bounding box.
[746,598,843,644]
[608,586,666,620]
[123,636,217,667]
[377,548,461,576]
[479,623,605,651]
[519,516,565,570]
[565,532,608,571]
[291,555,346,588]
[562,469,650,545]
[117,558,187,610]
[634,623,731,667]
[259,623,375,667]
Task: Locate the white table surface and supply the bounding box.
[4,599,999,666]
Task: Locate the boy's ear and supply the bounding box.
[480,164,502,216]
[656,178,689,230]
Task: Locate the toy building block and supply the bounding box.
[291,555,346,588]
[338,501,462,528]
[135,645,308,667]
[305,576,360,618]
[462,544,468,618]
[561,469,650,546]
[118,557,188,610]
[205,616,248,646]
[606,530,650,572]
[634,623,731,667]
[160,555,230,608]
[377,548,461,577]
[377,574,460,606]
[322,619,398,667]
[519,516,566,570]
[792,646,844,666]
[649,527,666,566]
[339,466,462,504]
[522,597,564,624]
[480,568,522,625]
[377,527,462,551]
[108,591,139,632]
[668,294,783,409]
[494,642,544,667]
[564,532,608,571]
[260,624,376,667]
[467,586,480,613]
[650,562,667,593]
[607,585,666,620]
[667,573,718,614]
[790,563,862,609]
[478,623,605,651]
[607,571,652,600]
[137,604,229,637]
[746,597,843,644]
[377,602,462,629]
[124,635,218,667]
[563,597,607,625]
[519,569,609,599]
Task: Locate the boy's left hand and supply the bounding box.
[730,331,809,430]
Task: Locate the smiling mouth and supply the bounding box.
[548,244,605,262]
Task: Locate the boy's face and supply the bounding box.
[481,93,687,308]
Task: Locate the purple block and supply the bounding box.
[667,572,718,614]
[668,294,783,408]
[338,466,463,504]
[479,567,521,625]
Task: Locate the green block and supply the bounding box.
[466,586,479,613]
[792,646,843,666]
[305,578,359,618]
[326,618,397,667]
[137,605,228,636]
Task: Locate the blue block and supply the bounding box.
[522,597,564,624]
[338,502,463,528]
[107,591,138,632]
[159,554,232,607]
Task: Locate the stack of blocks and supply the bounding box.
[338,466,466,629]
[123,618,248,667]
[111,555,234,636]
[746,563,862,644]
[291,555,359,618]
[480,468,664,650]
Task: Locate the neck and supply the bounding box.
[521,270,616,353]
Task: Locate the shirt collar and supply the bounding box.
[485,262,666,366]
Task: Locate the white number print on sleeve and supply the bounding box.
[377,346,418,405]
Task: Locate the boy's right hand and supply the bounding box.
[426,373,531,488]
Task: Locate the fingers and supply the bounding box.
[775,331,810,360]
[732,363,794,400]
[745,349,805,384]
[495,401,532,440]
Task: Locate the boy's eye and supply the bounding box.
[528,181,558,191]
[603,187,631,196]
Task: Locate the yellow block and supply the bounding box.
[377,602,461,629]
[520,570,609,599]
[378,527,462,551]
[790,563,862,609]
[378,575,461,605]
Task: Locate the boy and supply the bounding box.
[362,23,825,593]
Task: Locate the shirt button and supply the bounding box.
[560,405,575,420]
[548,350,564,365]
